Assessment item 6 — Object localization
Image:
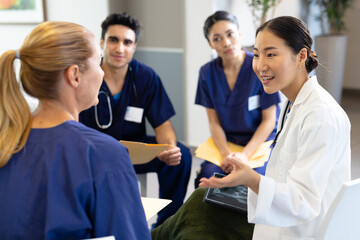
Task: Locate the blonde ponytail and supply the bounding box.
[0,50,31,167]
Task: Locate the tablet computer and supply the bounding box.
[203,172,248,213]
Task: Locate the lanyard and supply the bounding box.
[272,100,291,148]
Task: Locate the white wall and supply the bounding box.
[46,0,108,40]
[184,0,213,147]
[0,0,108,55]
[0,25,33,55]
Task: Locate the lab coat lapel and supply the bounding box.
[269,77,318,169]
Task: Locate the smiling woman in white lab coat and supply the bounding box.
[151,16,351,240]
[198,16,351,239]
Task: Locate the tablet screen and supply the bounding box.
[203,173,248,212]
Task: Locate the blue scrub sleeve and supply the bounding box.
[142,71,176,129]
[195,68,214,108]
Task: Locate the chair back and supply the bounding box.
[316,178,360,240]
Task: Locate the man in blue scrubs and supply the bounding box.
[79,13,192,228]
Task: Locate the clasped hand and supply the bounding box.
[221,151,249,173]
[200,152,252,189]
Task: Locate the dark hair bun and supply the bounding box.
[306,50,319,73]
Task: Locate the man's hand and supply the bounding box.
[157,146,182,166]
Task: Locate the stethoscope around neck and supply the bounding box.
[94,65,138,129]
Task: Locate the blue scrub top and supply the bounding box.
[195,51,281,146]
[79,59,175,141]
[0,121,150,240]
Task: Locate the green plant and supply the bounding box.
[315,0,354,34]
[246,0,282,26]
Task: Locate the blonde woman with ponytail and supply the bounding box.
[0,22,151,240]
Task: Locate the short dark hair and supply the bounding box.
[101,12,141,42]
[203,11,239,42]
[256,16,318,73]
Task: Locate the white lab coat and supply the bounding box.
[248,76,351,240]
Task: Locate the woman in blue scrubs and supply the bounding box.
[194,11,281,188]
[0,22,150,240]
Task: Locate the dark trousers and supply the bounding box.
[152,187,254,240]
[133,135,192,227]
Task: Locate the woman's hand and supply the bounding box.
[231,152,249,166]
[221,151,248,174]
[200,152,260,193]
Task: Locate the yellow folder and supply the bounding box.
[120,140,170,165]
[195,137,273,168]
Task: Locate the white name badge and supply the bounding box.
[248,95,260,111]
[124,106,144,123]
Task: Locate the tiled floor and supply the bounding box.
[144,90,360,226]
